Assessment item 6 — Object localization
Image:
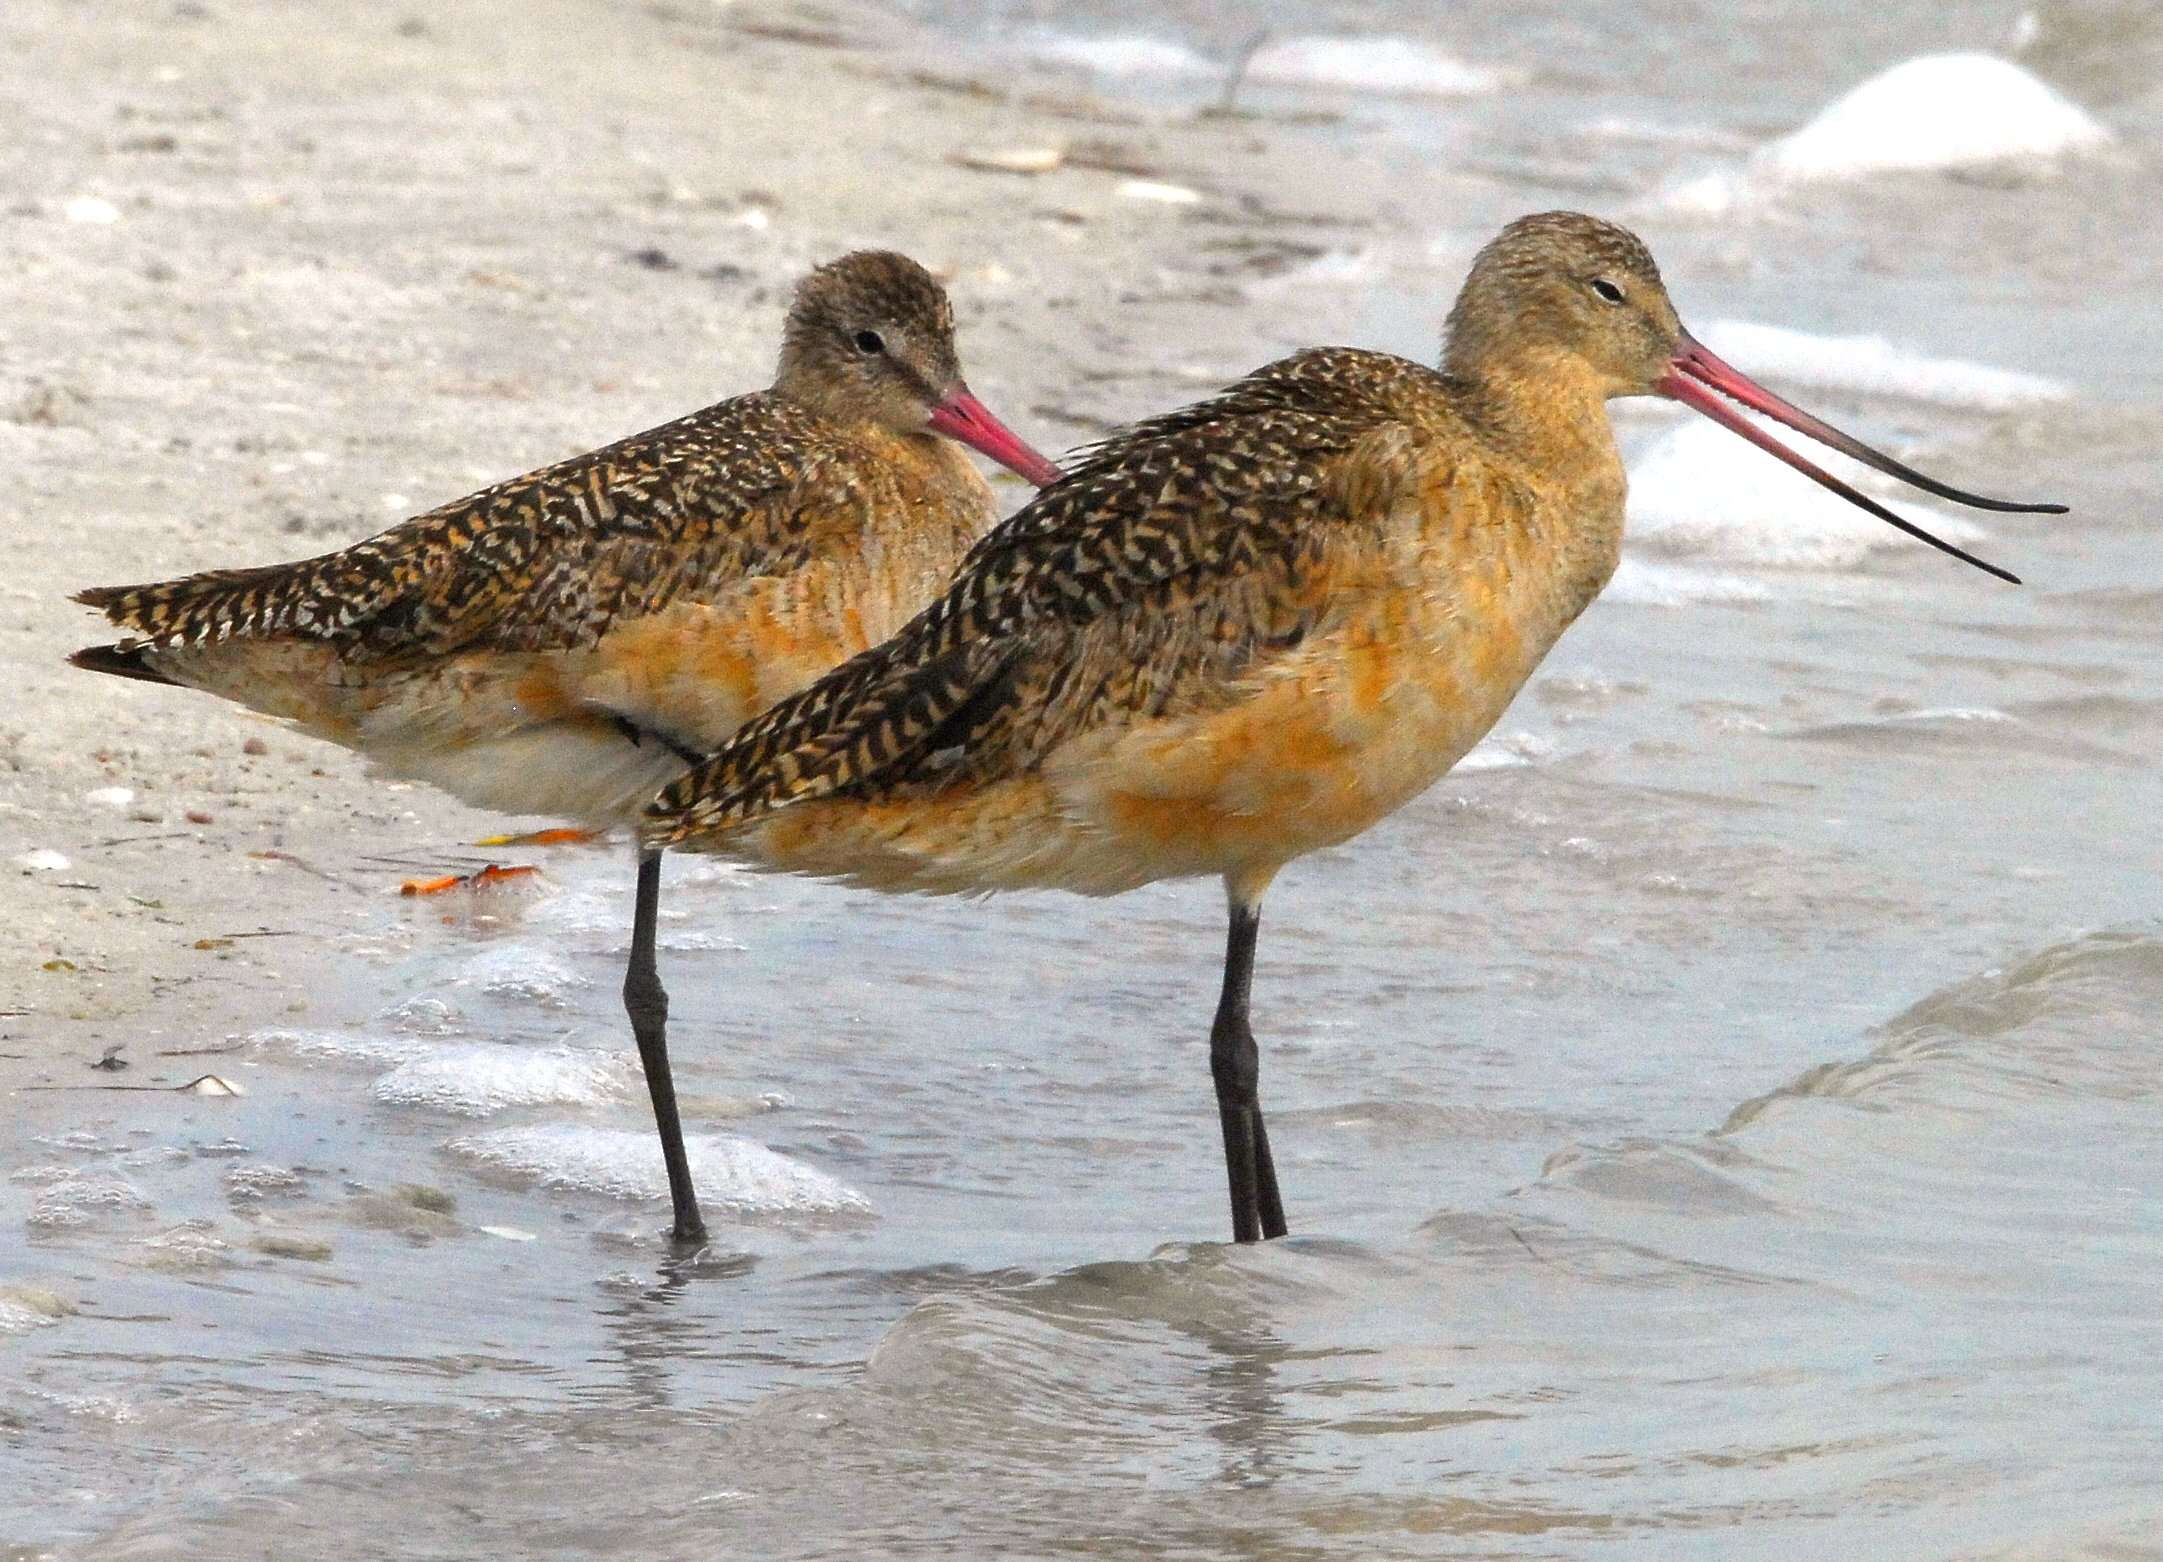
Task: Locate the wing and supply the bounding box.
[647,348,1439,844]
[76,394,859,662]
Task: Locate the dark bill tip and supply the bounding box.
[1661,337,2032,584]
[1676,338,2064,517]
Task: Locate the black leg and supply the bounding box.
[1210,896,1287,1243]
[625,850,706,1245]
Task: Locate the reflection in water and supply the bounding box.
[1196,1317,1294,1491]
[590,1248,760,1413]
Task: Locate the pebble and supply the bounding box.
[1116,179,1204,205]
[956,146,1064,175]
[63,194,122,225]
[394,1183,457,1214]
[16,849,71,873]
[0,1285,76,1323]
[84,786,135,809]
[250,1233,333,1261]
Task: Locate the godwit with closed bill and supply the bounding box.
[643,212,2064,1244]
[71,250,1063,1245]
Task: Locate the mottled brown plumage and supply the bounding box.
[74,250,1060,824]
[71,248,1063,1246]
[643,212,2053,1245]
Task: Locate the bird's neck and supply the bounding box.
[768,363,844,419]
[1450,348,1625,492]
[1444,349,1628,622]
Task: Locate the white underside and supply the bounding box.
[360,724,692,830]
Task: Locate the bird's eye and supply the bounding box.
[853,330,886,354]
[1590,277,1626,304]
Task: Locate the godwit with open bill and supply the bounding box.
[645,212,2065,1244]
[71,250,1063,1245]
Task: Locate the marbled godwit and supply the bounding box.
[70,250,1062,1245]
[644,212,2064,1244]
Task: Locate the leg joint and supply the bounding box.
[1209,1017,1258,1099]
[623,963,668,1031]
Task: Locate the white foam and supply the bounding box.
[525,882,735,953]
[452,944,593,1008]
[223,1163,306,1200]
[1626,419,1984,570]
[1605,556,1774,606]
[1659,54,2111,213]
[252,1026,430,1068]
[1453,741,1524,773]
[1245,36,1503,97]
[448,1125,872,1215]
[1762,54,2110,180]
[672,858,752,888]
[1584,116,1751,152]
[0,1296,67,1335]
[371,1044,629,1117]
[380,996,461,1036]
[24,1170,154,1232]
[1035,35,1215,80]
[1700,320,2069,411]
[131,1221,232,1272]
[1243,248,1382,297]
[1887,706,2018,725]
[1657,170,1752,216]
[522,882,618,940]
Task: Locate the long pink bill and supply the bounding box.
[927,384,1065,489]
[1659,335,2059,585]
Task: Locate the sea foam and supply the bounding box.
[451,944,593,1009]
[447,1125,872,1215]
[1245,36,1503,96]
[1604,557,1773,607]
[1763,53,2111,180]
[371,1044,629,1117]
[1037,32,1502,97]
[1698,321,2069,412]
[1626,419,1983,570]
[252,1026,431,1068]
[1663,53,2111,212]
[1035,35,1215,79]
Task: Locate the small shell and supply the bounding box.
[64,195,122,225]
[1115,179,1203,205]
[955,146,1064,176]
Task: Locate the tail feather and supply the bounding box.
[67,643,180,687]
[73,560,340,648]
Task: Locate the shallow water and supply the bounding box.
[10,2,2163,1556]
